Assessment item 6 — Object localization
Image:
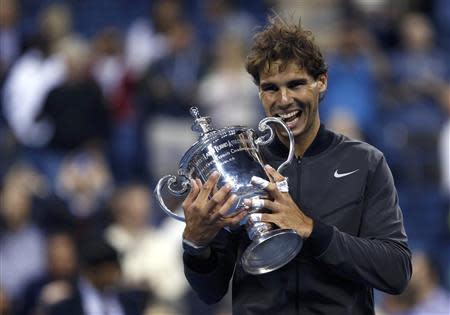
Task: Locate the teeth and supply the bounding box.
[278,111,299,119]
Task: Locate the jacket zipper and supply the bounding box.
[296,156,302,314]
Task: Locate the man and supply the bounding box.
[46,237,145,315]
[181,16,412,314]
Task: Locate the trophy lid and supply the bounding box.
[190,107,214,137]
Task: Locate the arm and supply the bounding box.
[181,172,247,303]
[308,155,412,294]
[183,228,239,304]
[252,161,412,294]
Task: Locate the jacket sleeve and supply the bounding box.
[307,155,412,294]
[183,229,238,304]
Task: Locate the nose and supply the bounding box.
[278,87,292,106]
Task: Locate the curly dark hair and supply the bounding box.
[245,15,327,84]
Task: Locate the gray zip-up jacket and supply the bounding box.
[183,125,412,315]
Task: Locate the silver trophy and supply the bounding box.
[155,107,303,274]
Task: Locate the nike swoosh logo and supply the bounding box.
[334,169,359,178]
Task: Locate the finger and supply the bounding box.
[210,194,237,221]
[275,179,289,194]
[259,213,279,226]
[212,178,221,195]
[226,205,250,217]
[250,176,270,189]
[222,209,248,226]
[248,212,279,226]
[182,179,200,209]
[264,164,285,182]
[243,197,264,209]
[206,183,233,211]
[195,178,203,190]
[243,197,269,211]
[243,198,279,212]
[250,176,283,200]
[198,171,220,201]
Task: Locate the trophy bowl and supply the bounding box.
[155,107,303,274]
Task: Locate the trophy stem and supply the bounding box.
[247,222,272,241]
[242,213,304,275]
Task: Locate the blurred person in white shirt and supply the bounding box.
[104,183,188,310]
[197,34,261,128]
[2,3,72,147]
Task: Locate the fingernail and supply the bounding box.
[243,198,251,205]
[211,171,219,177]
[225,183,232,189]
[264,164,273,170]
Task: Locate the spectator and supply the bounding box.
[136,18,204,118]
[382,13,449,189]
[124,0,178,78]
[92,28,144,182]
[2,3,70,148]
[47,236,146,315]
[320,19,386,141]
[29,35,110,184]
[390,12,448,107]
[105,183,187,310]
[136,17,205,181]
[37,36,110,153]
[381,251,450,315]
[197,33,261,128]
[197,0,258,46]
[0,163,47,301]
[55,149,113,225]
[17,232,78,315]
[0,0,21,80]
[0,288,12,315]
[92,28,127,103]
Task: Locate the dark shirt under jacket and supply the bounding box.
[184,125,412,315]
[38,80,110,151]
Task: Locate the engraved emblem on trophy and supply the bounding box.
[155,107,303,274]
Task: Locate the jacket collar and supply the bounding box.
[267,123,335,159]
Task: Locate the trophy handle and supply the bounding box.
[154,174,191,222]
[255,117,295,173]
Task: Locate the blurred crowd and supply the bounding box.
[0,0,449,314]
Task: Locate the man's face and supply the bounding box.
[258,61,327,143]
[87,262,121,293]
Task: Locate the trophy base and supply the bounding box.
[241,229,303,275]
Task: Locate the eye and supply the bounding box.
[260,83,278,92]
[287,79,307,89]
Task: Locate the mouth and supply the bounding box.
[275,110,303,129]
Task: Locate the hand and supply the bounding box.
[182,171,248,246]
[245,165,314,239]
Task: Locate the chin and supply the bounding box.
[277,125,302,140]
[289,122,306,137]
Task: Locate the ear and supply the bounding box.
[316,74,328,93]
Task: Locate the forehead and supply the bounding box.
[260,60,311,83]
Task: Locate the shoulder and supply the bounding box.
[331,132,384,167]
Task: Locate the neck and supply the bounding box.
[279,118,321,158]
